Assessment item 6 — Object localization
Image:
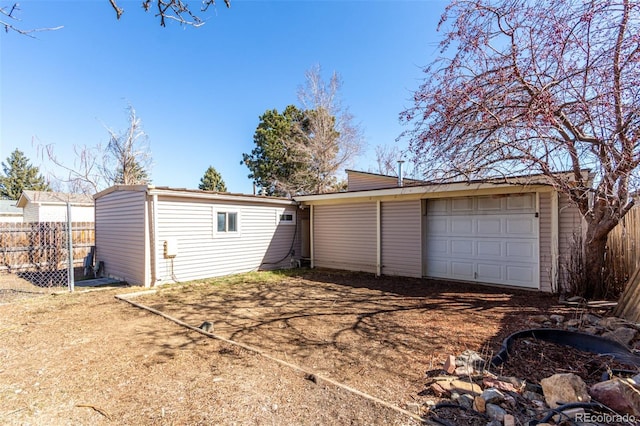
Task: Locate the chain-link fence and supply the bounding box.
[0,221,94,302]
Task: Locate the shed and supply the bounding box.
[94,185,301,287]
[295,170,585,292]
[17,190,94,222]
[0,199,23,223]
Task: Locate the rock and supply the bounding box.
[483,376,522,393]
[455,350,485,371]
[503,414,515,426]
[583,326,601,335]
[433,379,482,395]
[454,365,476,376]
[567,295,585,303]
[430,382,448,397]
[480,388,505,404]
[550,314,565,324]
[530,314,550,323]
[602,327,637,346]
[590,378,640,416]
[485,403,506,422]
[473,395,485,413]
[457,393,474,409]
[584,313,601,325]
[523,390,545,402]
[564,319,580,327]
[443,354,456,374]
[405,402,421,415]
[599,317,630,330]
[540,373,590,408]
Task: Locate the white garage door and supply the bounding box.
[425,194,539,288]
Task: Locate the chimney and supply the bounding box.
[397,160,405,187]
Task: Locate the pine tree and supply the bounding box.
[0,149,50,199]
[199,166,227,192]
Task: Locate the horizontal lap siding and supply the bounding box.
[95,191,147,285]
[381,200,422,278]
[313,203,377,273]
[559,193,582,277]
[538,192,552,292]
[155,198,297,283]
[347,173,397,191]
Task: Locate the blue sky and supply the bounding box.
[1,0,445,194]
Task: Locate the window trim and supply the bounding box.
[213,208,241,237]
[276,209,296,225]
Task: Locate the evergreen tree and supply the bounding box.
[0,149,50,199]
[199,166,227,192]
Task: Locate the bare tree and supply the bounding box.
[1,0,229,36]
[42,106,152,194]
[1,3,62,36]
[373,145,403,176]
[288,64,364,194]
[400,0,640,299]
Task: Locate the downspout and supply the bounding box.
[376,200,381,276]
[310,204,315,269]
[148,192,159,287]
[550,191,559,292]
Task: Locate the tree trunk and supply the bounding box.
[583,234,608,299]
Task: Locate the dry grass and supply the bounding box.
[0,269,571,425]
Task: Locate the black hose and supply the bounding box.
[260,214,299,266]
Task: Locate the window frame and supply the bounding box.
[213,208,240,237]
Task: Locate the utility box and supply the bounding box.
[163,238,178,258]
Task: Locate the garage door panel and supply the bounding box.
[477,197,501,211]
[425,195,539,288]
[451,218,473,233]
[452,198,473,212]
[477,218,502,234]
[428,217,449,233]
[506,218,536,234]
[477,240,502,257]
[451,262,474,279]
[426,238,449,255]
[427,259,449,275]
[477,263,503,281]
[506,241,536,259]
[451,240,473,255]
[506,265,535,285]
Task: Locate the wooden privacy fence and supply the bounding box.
[607,206,640,280]
[0,221,94,274]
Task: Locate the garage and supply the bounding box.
[424,193,540,288]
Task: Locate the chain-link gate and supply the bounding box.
[0,221,94,302]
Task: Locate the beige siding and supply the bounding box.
[558,193,583,270]
[538,192,553,292]
[154,197,298,283]
[347,172,398,191]
[22,204,39,222]
[381,200,422,278]
[95,190,148,285]
[313,202,377,273]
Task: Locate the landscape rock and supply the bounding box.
[433,379,482,395]
[473,395,485,413]
[590,378,640,416]
[480,388,505,404]
[602,327,637,346]
[552,407,584,423]
[523,390,545,402]
[503,413,515,426]
[540,373,590,408]
[485,403,506,422]
[549,314,565,324]
[483,376,522,393]
[455,350,485,371]
[564,319,580,327]
[454,365,476,376]
[599,317,630,330]
[457,393,474,409]
[443,354,456,374]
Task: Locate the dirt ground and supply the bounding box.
[0,269,580,425]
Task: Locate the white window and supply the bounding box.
[215,210,239,235]
[277,210,296,225]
